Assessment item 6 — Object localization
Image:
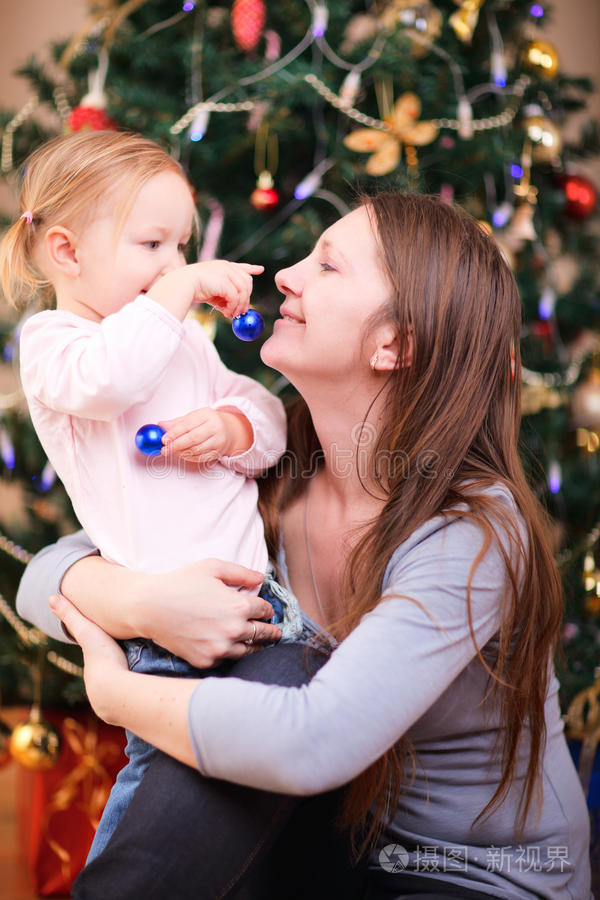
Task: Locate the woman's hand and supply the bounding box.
[50,594,199,768]
[49,594,130,724]
[137,558,282,668]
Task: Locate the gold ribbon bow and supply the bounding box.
[344,92,438,176]
[566,678,600,800]
[43,717,123,882]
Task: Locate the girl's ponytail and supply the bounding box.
[0,210,47,307]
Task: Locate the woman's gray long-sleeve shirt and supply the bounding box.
[16,486,591,899]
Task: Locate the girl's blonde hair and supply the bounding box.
[1,130,191,307]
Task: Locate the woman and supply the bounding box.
[18,193,591,899]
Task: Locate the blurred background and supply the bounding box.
[0,1,599,895]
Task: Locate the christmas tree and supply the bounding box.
[0,0,599,722]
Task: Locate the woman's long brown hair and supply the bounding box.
[258,192,563,856]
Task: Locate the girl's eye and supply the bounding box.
[144,240,160,250]
[319,262,335,273]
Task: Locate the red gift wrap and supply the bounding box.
[17,708,126,896]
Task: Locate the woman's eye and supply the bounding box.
[144,240,160,250]
[319,262,335,272]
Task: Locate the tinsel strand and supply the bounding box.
[0,532,33,565]
[303,73,529,132]
[0,533,83,678]
[1,96,39,174]
[53,85,72,123]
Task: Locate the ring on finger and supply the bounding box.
[244,621,257,646]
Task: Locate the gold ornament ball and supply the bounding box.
[524,115,562,163]
[523,39,560,79]
[571,370,600,429]
[10,719,61,770]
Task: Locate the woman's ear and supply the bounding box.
[372,325,413,372]
[43,227,80,278]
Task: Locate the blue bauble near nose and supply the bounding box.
[232,309,264,341]
[135,424,165,456]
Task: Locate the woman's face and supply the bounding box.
[261,206,391,384]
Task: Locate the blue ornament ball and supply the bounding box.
[232,309,264,341]
[135,424,165,457]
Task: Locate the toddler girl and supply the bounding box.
[1,130,299,860]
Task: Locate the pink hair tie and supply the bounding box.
[20,211,33,224]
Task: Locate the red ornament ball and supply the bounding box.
[231,0,266,52]
[558,173,598,221]
[67,105,118,133]
[250,170,279,210]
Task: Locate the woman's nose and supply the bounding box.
[275,263,301,296]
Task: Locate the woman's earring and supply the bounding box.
[370,351,379,372]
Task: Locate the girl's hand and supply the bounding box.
[190,260,263,318]
[147,260,263,322]
[139,558,282,668]
[49,594,129,723]
[159,407,253,463]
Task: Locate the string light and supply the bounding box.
[293,158,334,200]
[548,460,562,494]
[457,97,474,139]
[530,4,544,17]
[339,70,362,108]
[488,13,507,88]
[491,50,507,88]
[31,460,57,492]
[538,285,557,320]
[311,3,329,37]
[312,189,351,217]
[0,424,15,470]
[190,109,210,141]
[492,201,513,228]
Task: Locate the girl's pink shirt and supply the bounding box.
[19,295,286,574]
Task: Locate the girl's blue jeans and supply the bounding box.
[86,567,304,863]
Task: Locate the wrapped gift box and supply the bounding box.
[16,707,126,897]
